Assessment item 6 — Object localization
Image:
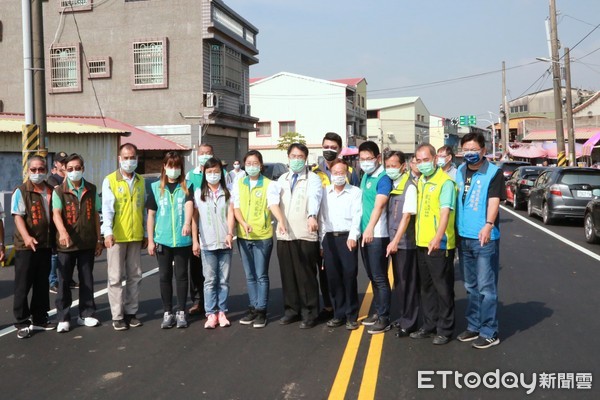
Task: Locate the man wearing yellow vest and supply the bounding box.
[102,143,147,331]
[410,143,457,345]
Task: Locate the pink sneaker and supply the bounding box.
[204,313,218,329]
[218,312,231,327]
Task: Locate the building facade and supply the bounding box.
[0,0,258,165]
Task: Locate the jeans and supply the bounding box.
[360,237,391,318]
[201,249,232,314]
[460,238,499,339]
[49,253,59,287]
[237,238,273,311]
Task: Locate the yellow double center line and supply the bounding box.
[328,263,395,399]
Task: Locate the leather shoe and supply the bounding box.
[395,328,413,338]
[279,315,301,325]
[299,319,316,329]
[188,304,203,315]
[326,318,345,328]
[432,335,451,345]
[410,328,435,339]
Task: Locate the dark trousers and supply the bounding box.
[189,253,204,307]
[322,233,359,322]
[360,237,391,318]
[277,240,320,321]
[391,248,419,330]
[316,253,333,309]
[56,249,96,321]
[13,248,52,327]
[416,247,455,337]
[157,245,191,313]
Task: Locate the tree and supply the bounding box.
[277,132,306,151]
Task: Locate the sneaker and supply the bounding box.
[69,280,79,289]
[432,335,451,345]
[204,313,218,329]
[113,319,129,331]
[457,330,479,342]
[77,317,100,327]
[218,312,230,328]
[161,312,176,329]
[367,317,391,334]
[410,328,435,339]
[57,321,70,333]
[252,310,267,328]
[326,318,345,328]
[17,327,31,339]
[472,336,500,349]
[176,311,188,329]
[346,321,359,330]
[49,285,58,294]
[30,321,57,331]
[361,314,379,326]
[125,314,143,328]
[239,308,257,325]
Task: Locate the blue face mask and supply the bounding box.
[464,151,482,165]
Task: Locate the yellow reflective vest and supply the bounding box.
[416,168,456,249]
[236,175,273,240]
[107,170,145,242]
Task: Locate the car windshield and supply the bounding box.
[559,172,600,186]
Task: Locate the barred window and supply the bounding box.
[210,44,242,92]
[87,57,111,79]
[132,39,168,89]
[60,0,93,11]
[49,44,82,93]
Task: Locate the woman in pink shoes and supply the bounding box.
[192,158,235,329]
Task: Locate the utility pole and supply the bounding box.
[564,47,576,166]
[501,61,510,154]
[32,0,48,156]
[549,0,566,166]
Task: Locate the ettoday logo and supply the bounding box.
[418,370,538,395]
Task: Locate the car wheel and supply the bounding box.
[512,192,520,210]
[527,199,535,216]
[542,202,554,225]
[584,213,599,244]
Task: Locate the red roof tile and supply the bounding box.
[330,78,365,86]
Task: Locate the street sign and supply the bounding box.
[459,115,477,126]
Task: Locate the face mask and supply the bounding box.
[360,160,376,175]
[246,166,260,177]
[120,159,138,174]
[331,175,346,186]
[198,154,212,166]
[289,159,306,173]
[417,161,436,177]
[233,164,240,170]
[165,168,181,180]
[386,168,402,181]
[437,157,447,168]
[323,149,338,162]
[67,170,83,182]
[464,151,482,165]
[205,173,221,185]
[29,173,45,184]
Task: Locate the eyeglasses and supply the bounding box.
[66,166,83,172]
[462,148,482,152]
[29,167,46,173]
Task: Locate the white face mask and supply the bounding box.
[67,170,83,182]
[120,159,138,173]
[198,154,212,166]
[331,175,346,186]
[205,173,221,185]
[165,168,181,180]
[360,160,376,175]
[29,173,46,184]
[233,164,240,170]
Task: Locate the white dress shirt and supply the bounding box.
[319,183,362,242]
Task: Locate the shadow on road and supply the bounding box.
[498,300,553,339]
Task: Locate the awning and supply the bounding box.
[508,144,547,159]
[582,131,600,156]
[522,128,598,141]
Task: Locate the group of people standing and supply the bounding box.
[8,131,503,350]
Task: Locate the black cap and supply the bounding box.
[55,151,68,164]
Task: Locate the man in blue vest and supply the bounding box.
[455,132,505,349]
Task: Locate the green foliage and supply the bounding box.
[277,132,306,151]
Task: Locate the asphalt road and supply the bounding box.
[0,205,598,399]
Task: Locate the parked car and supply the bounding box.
[505,166,548,210]
[527,167,600,225]
[262,163,288,181]
[495,161,531,180]
[584,189,600,243]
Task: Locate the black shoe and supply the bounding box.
[345,321,359,330]
[432,335,451,345]
[188,303,204,316]
[395,328,414,338]
[30,321,57,331]
[410,328,435,339]
[457,330,479,342]
[367,317,390,334]
[279,315,301,325]
[299,319,316,329]
[472,336,500,349]
[112,319,128,331]
[361,314,379,326]
[49,285,58,294]
[239,308,257,325]
[125,314,143,328]
[69,280,79,289]
[326,318,345,328]
[253,310,267,328]
[317,308,334,321]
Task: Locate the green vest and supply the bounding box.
[151,181,192,248]
[236,175,273,240]
[416,168,456,249]
[107,170,145,242]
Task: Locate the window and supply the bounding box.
[210,44,242,92]
[87,57,111,79]
[49,43,82,93]
[279,121,296,136]
[256,122,271,137]
[60,0,92,11]
[132,38,168,89]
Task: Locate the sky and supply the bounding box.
[226,0,600,128]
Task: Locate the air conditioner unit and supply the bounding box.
[205,92,218,108]
[239,104,251,115]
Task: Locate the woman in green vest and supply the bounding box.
[146,152,194,330]
[232,150,286,328]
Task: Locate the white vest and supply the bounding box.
[277,170,318,242]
